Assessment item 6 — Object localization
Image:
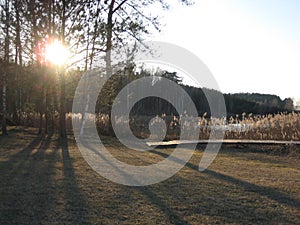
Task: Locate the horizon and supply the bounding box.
[147,0,300,104]
[138,63,297,105]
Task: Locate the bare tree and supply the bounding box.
[0,0,11,135]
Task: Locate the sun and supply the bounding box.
[45,39,70,66]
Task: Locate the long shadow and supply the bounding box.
[0,132,59,224]
[59,138,89,224]
[151,149,300,210]
[0,130,91,224]
[0,131,55,170]
[80,140,190,224]
[219,145,300,171]
[135,186,191,225]
[9,134,43,156]
[80,140,135,183]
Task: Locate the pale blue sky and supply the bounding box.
[148,0,300,104]
[231,0,300,40]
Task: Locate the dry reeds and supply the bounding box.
[93,112,300,141]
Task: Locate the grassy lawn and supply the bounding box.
[1,128,300,224]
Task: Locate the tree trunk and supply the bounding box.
[38,85,47,134]
[84,24,90,71]
[59,0,67,139]
[80,75,90,137]
[105,0,115,78]
[2,70,7,135]
[1,0,10,135]
[14,0,22,125]
[15,0,22,65]
[38,111,43,134]
[59,72,67,138]
[45,87,49,134]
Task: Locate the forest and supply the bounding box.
[1,1,300,224]
[0,0,194,136]
[0,0,295,137]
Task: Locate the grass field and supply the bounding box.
[1,128,300,224]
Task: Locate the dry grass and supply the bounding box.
[1,128,300,224]
[93,112,300,141]
[224,112,300,141]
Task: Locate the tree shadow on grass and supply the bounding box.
[150,148,300,224]
[0,132,89,224]
[80,140,191,225]
[59,138,89,224]
[78,139,299,224]
[135,186,191,225]
[0,133,56,224]
[218,145,300,171]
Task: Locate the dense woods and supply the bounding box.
[0,0,295,136]
[97,68,295,117]
[1,2,299,225]
[0,0,192,136]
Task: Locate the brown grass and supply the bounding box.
[1,128,300,224]
[93,112,300,141]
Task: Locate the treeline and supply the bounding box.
[0,63,294,127]
[96,67,294,117]
[0,0,192,135]
[0,63,82,130]
[224,93,294,116]
[0,0,293,136]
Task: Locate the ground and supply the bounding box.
[0,128,300,224]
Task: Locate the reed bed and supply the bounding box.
[93,112,300,141]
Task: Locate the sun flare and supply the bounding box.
[45,40,70,66]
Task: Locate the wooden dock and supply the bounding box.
[146,139,300,147]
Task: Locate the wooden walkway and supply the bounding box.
[146,139,300,147]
